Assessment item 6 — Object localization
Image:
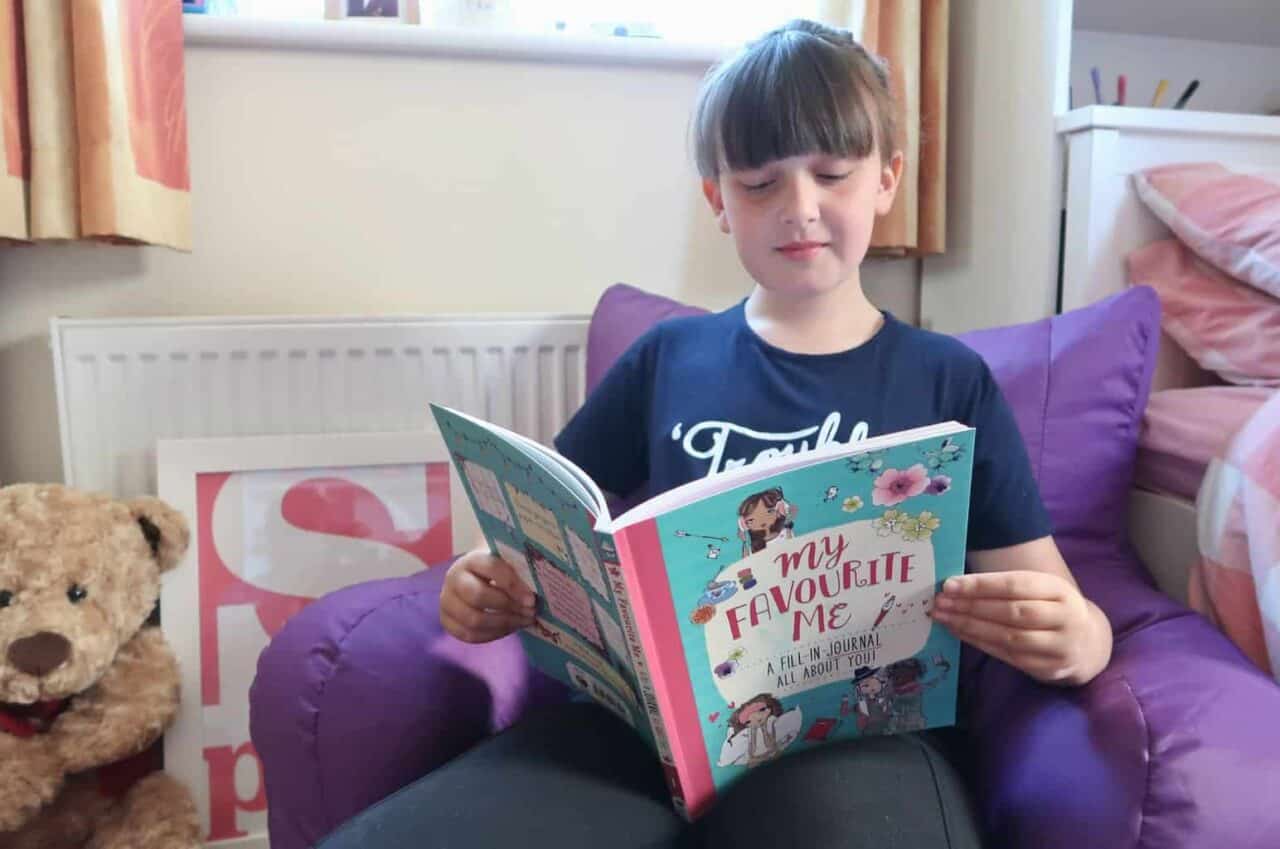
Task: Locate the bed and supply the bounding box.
[1058,104,1280,667]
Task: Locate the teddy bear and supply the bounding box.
[0,483,200,849]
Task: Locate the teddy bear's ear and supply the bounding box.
[126,496,191,572]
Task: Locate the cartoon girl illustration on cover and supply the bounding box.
[737,487,798,558]
[717,693,804,768]
[851,667,893,736]
[884,657,951,732]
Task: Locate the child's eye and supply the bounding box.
[741,179,774,192]
[817,172,852,182]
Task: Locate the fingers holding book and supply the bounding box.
[441,549,539,643]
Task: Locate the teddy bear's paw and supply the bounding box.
[0,775,113,849]
[0,767,64,834]
[85,772,200,849]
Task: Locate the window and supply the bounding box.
[200,1,851,48]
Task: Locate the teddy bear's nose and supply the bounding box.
[7,632,72,677]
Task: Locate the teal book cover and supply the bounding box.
[432,402,974,818]
[628,427,974,804]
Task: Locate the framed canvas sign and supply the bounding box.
[157,430,471,847]
[324,0,421,23]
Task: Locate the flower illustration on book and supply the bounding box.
[900,511,941,542]
[872,464,930,506]
[922,437,964,470]
[925,474,951,495]
[841,495,864,512]
[714,647,746,679]
[872,509,907,537]
[846,451,886,475]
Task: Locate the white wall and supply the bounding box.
[0,39,919,487]
[1072,30,1280,115]
[920,0,1072,333]
[1074,0,1280,51]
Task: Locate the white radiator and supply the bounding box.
[51,314,591,498]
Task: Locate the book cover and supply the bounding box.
[610,427,974,815]
[432,404,974,817]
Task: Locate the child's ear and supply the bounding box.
[702,178,731,234]
[875,151,905,216]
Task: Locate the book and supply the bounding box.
[430,403,975,818]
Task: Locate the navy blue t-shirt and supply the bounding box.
[554,302,1052,551]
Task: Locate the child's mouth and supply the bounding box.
[776,241,827,261]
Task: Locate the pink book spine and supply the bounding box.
[614,519,716,819]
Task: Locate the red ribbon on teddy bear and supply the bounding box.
[0,699,69,738]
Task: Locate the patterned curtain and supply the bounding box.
[0,0,190,249]
[824,0,948,256]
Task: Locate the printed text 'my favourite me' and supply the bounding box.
[725,532,917,642]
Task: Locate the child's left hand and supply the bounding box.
[929,570,1102,685]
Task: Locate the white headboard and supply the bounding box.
[1057,106,1280,389]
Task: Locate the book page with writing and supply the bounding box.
[429,404,607,518]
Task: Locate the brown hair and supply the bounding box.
[728,693,784,738]
[691,18,898,179]
[738,487,792,554]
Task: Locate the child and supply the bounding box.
[325,19,1113,849]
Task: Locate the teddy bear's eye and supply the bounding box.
[0,589,11,608]
[67,585,87,604]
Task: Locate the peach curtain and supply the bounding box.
[0,0,190,250]
[827,0,948,256]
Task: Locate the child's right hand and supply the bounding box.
[440,548,538,643]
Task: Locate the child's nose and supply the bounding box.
[778,177,820,225]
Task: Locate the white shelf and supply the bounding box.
[1057,105,1280,139]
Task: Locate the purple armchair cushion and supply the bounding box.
[249,565,568,849]
[956,287,1160,574]
[585,284,707,395]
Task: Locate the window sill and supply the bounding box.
[183,15,732,69]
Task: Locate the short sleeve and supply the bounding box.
[553,329,654,499]
[963,362,1054,551]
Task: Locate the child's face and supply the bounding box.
[742,500,779,533]
[703,150,902,299]
[741,702,770,726]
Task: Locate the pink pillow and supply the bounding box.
[1133,163,1280,300]
[1136,386,1275,500]
[1127,239,1280,386]
[1188,389,1280,683]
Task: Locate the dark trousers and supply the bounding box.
[318,702,987,849]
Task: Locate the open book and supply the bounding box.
[431,403,974,819]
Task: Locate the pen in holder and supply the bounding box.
[1173,79,1200,110]
[1150,80,1169,108]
